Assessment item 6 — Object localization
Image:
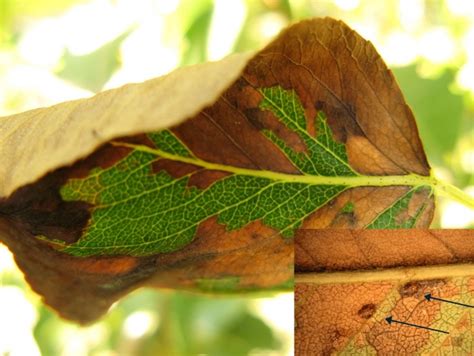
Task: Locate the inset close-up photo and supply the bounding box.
[295,229,474,355]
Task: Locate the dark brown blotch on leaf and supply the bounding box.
[331,211,357,228]
[357,303,376,319]
[314,100,324,110]
[244,108,266,130]
[399,279,447,298]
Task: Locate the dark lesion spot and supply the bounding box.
[331,201,358,227]
[331,211,357,228]
[251,232,261,240]
[400,281,420,297]
[357,303,376,319]
[314,100,324,111]
[244,108,266,130]
[345,211,356,223]
[0,139,140,245]
[0,172,92,244]
[234,77,247,90]
[399,279,447,298]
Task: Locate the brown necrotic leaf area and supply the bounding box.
[244,19,430,176]
[295,229,474,355]
[0,17,433,323]
[0,216,292,324]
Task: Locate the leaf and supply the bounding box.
[0,18,471,323]
[0,51,256,323]
[158,295,282,355]
[56,29,132,93]
[57,104,348,256]
[295,229,474,354]
[393,65,464,165]
[178,0,214,67]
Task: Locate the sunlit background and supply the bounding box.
[0,0,473,355]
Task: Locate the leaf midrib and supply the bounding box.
[66,182,329,254]
[112,141,436,188]
[295,263,474,285]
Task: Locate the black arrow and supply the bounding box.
[425,293,473,308]
[385,316,449,334]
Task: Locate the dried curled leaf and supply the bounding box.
[0,52,252,198]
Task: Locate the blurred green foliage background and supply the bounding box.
[0,0,473,355]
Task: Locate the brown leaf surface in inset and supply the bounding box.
[296,278,474,355]
[296,229,474,272]
[295,229,474,355]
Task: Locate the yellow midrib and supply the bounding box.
[111,141,474,208]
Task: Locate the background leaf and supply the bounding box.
[56,29,132,92]
[393,66,464,167]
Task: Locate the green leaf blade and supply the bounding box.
[259,86,357,177]
[366,186,433,229]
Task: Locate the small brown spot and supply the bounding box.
[357,303,376,319]
[399,279,447,298]
[400,281,420,297]
[331,211,357,228]
[235,77,247,90]
[315,100,324,110]
[346,212,357,225]
[452,336,464,347]
[251,232,260,240]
